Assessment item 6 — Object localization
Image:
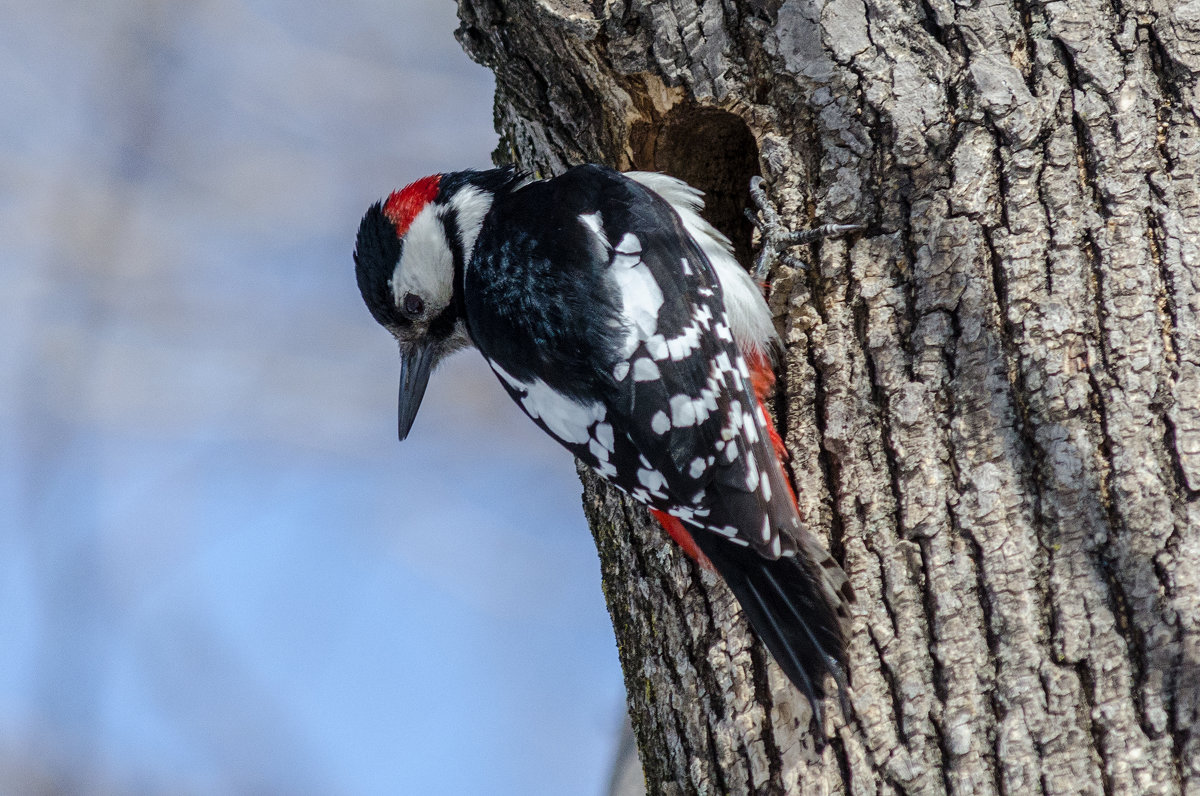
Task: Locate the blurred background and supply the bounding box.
[0,0,627,793]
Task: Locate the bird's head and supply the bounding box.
[354,170,509,439]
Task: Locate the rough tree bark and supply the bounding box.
[454,1,1200,793]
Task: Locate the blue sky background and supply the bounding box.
[0,1,626,792]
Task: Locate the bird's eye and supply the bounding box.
[402,293,424,316]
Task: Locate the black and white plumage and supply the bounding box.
[354,164,853,716]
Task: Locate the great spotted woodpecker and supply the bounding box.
[354,165,853,717]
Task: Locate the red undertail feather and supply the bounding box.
[383,174,441,237]
[745,347,777,407]
[744,349,798,506]
[650,509,714,570]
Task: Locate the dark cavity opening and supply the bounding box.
[636,107,760,266]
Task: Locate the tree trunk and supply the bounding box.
[454,1,1200,793]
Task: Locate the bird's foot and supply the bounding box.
[746,176,862,282]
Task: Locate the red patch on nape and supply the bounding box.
[383,174,442,237]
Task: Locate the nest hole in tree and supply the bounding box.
[636,107,761,267]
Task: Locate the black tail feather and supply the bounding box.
[691,531,848,721]
[742,575,822,721]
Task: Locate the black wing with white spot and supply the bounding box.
[465,165,850,706]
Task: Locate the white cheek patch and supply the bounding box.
[393,204,454,311]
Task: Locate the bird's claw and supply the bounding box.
[746,176,862,282]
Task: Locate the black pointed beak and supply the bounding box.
[397,341,435,441]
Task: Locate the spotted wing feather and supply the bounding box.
[465,165,850,705]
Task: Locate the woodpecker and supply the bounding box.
[354,164,853,717]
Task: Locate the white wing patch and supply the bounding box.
[637,467,668,497]
[665,321,702,361]
[578,211,605,243]
[594,422,614,452]
[632,357,660,381]
[651,411,670,435]
[646,334,669,360]
[449,185,495,260]
[670,394,697,428]
[608,233,664,359]
[624,170,778,358]
[488,361,605,445]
